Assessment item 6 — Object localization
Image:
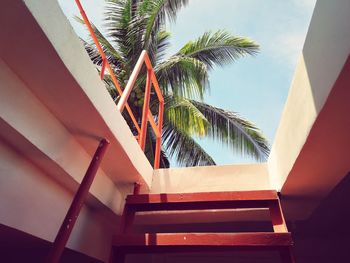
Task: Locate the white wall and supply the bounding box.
[151,164,272,193]
[0,53,126,261]
[268,0,350,190]
[0,58,126,215]
[0,140,114,261]
[22,0,154,188]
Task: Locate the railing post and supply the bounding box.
[139,69,152,151]
[100,58,106,79]
[154,100,164,169]
[133,182,141,195]
[46,138,110,263]
[117,51,147,113]
[75,0,165,170]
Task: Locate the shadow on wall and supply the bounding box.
[269,0,350,220]
[0,224,103,263]
[290,172,350,263]
[302,0,350,114]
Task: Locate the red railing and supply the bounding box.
[75,0,164,169]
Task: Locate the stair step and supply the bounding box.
[113,232,293,249]
[114,190,295,262]
[125,190,279,211]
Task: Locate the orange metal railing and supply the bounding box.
[75,0,164,169]
[117,50,164,169]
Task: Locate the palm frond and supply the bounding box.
[154,30,171,63]
[104,0,135,34]
[77,1,267,167]
[144,128,170,168]
[139,0,188,47]
[124,15,148,67]
[159,149,170,168]
[104,0,139,69]
[178,30,259,69]
[75,16,125,69]
[191,100,270,160]
[165,95,209,136]
[155,55,209,99]
[163,121,216,166]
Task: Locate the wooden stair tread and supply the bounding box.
[114,191,295,262]
[127,190,278,204]
[113,232,293,247]
[125,190,279,211]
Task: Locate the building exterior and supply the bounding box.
[0,0,349,262]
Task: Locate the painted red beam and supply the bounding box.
[113,232,293,248]
[46,138,109,263]
[124,191,279,212]
[126,190,278,205]
[112,233,294,263]
[125,200,272,212]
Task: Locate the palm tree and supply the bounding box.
[78,0,269,167]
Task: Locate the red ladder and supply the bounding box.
[111,190,295,262]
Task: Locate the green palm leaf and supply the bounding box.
[191,100,270,160]
[138,0,188,50]
[165,95,209,136]
[163,120,216,166]
[155,55,209,99]
[154,30,171,63]
[104,0,144,71]
[78,0,269,167]
[178,30,259,69]
[75,16,125,68]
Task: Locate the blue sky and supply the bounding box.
[58,0,316,165]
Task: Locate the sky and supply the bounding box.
[58,0,317,166]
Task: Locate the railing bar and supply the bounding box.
[125,104,141,134]
[143,53,153,70]
[150,70,164,102]
[154,136,161,169]
[147,111,161,138]
[75,0,106,62]
[76,0,140,134]
[154,100,164,169]
[100,58,106,79]
[139,70,152,151]
[77,0,164,170]
[117,51,147,112]
[105,62,141,134]
[158,100,164,131]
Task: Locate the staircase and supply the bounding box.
[68,3,295,262]
[111,190,295,262]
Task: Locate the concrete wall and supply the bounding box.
[267,0,350,220]
[0,58,126,215]
[0,52,124,262]
[23,0,153,188]
[268,0,350,190]
[0,0,153,189]
[151,164,272,193]
[0,0,152,260]
[0,139,115,262]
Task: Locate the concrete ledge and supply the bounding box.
[0,0,153,189]
[268,0,350,219]
[151,164,272,194]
